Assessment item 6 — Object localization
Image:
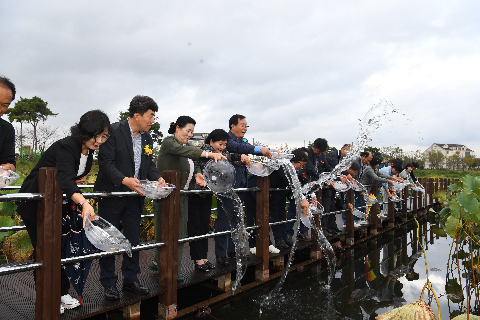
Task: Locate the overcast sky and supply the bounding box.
[2,1,479,154]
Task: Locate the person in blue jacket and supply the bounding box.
[214,114,277,265]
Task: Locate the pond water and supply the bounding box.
[207,219,469,320]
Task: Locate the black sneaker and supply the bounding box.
[275,240,290,249]
[195,263,210,272]
[104,286,120,300]
[216,255,230,266]
[284,237,294,247]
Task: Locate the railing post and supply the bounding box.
[422,178,427,210]
[388,198,395,229]
[412,225,418,255]
[434,178,439,203]
[401,232,408,265]
[402,185,407,223]
[369,181,378,236]
[158,170,181,320]
[428,178,434,207]
[346,189,354,246]
[255,176,270,282]
[345,256,355,319]
[369,242,379,292]
[412,188,418,217]
[36,167,63,320]
[310,190,322,260]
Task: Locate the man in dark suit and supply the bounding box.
[94,95,164,300]
[303,138,331,236]
[325,144,352,233]
[0,76,16,172]
[245,149,309,251]
[214,114,275,265]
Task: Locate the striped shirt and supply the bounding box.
[129,124,142,179]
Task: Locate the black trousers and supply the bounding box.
[98,198,142,288]
[214,194,242,256]
[321,189,338,229]
[23,212,71,296]
[270,204,287,243]
[187,194,212,261]
[244,190,257,248]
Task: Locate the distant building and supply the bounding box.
[189,132,209,148]
[423,143,475,169]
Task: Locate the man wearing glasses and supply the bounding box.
[214,114,276,265]
[0,76,16,172]
[94,95,165,300]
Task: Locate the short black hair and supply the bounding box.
[370,155,383,167]
[168,115,196,134]
[342,144,352,150]
[128,95,158,117]
[229,114,245,129]
[391,164,403,174]
[412,161,419,168]
[71,110,111,143]
[404,162,414,170]
[313,138,328,152]
[350,161,361,172]
[205,129,229,145]
[291,148,308,163]
[360,151,371,158]
[395,158,403,166]
[0,76,16,101]
[388,159,398,165]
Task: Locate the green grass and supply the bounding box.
[14,159,480,188]
[415,169,479,180]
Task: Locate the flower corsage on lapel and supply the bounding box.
[143,144,153,156]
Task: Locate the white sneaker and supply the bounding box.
[250,247,256,255]
[60,304,65,314]
[268,245,280,254]
[61,294,80,309]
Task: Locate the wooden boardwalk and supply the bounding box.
[0,237,321,320]
[0,171,441,319]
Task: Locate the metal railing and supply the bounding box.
[0,169,448,319]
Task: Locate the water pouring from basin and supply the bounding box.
[203,159,248,293]
[261,100,401,300]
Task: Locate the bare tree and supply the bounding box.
[23,125,62,154]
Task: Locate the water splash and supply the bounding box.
[265,159,310,299]
[216,190,249,293]
[302,100,399,194]
[262,100,399,301]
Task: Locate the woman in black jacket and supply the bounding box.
[187,129,250,271]
[17,110,111,313]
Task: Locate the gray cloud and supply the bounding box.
[2,0,480,154]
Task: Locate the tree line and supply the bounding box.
[7,97,478,171]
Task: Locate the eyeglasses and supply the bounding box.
[95,134,110,142]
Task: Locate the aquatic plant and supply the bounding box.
[434,175,480,315]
